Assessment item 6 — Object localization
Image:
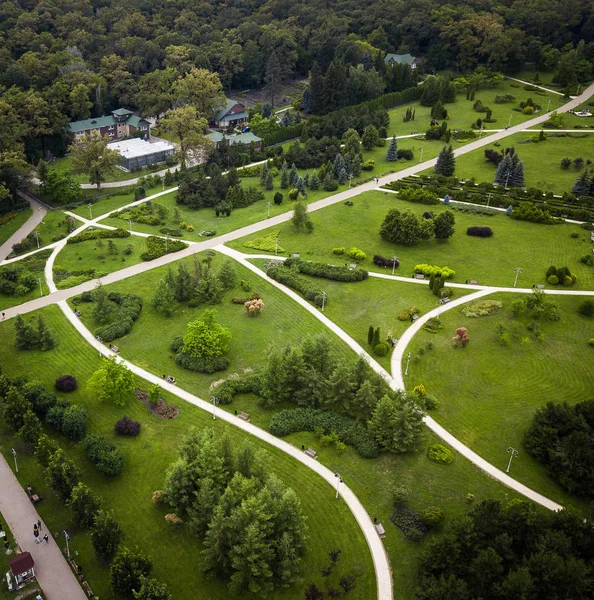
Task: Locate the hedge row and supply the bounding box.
[269,408,379,458]
[398,188,440,205]
[413,264,455,278]
[174,351,230,374]
[67,228,130,244]
[267,265,325,307]
[93,293,142,342]
[140,236,188,261]
[373,255,400,269]
[84,434,124,477]
[284,257,368,282]
[467,226,493,237]
[210,372,263,404]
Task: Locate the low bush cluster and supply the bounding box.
[269,408,380,458]
[243,231,284,253]
[461,300,503,317]
[114,416,141,436]
[140,236,187,261]
[46,402,88,440]
[466,226,493,237]
[284,257,368,282]
[267,265,325,307]
[55,375,78,392]
[84,434,124,477]
[391,504,429,541]
[346,247,366,262]
[94,293,143,342]
[172,345,231,374]
[413,264,455,278]
[421,317,442,332]
[397,306,419,321]
[398,187,440,205]
[427,443,454,464]
[0,266,39,297]
[510,202,561,224]
[545,265,577,286]
[373,255,400,269]
[210,372,263,404]
[67,228,130,244]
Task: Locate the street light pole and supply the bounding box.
[95,335,103,357]
[34,230,40,249]
[506,447,519,473]
[38,278,43,297]
[404,352,412,376]
[321,291,327,312]
[210,396,219,420]
[11,448,18,473]
[513,267,522,288]
[505,170,511,188]
[392,256,398,276]
[88,203,93,220]
[335,472,343,499]
[547,98,551,112]
[486,193,492,207]
[129,219,133,232]
[63,531,70,558]
[508,113,513,128]
[266,202,272,218]
[275,237,279,256]
[419,148,424,164]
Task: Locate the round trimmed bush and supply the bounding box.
[547,275,559,285]
[563,276,573,286]
[374,342,389,356]
[422,507,445,527]
[55,375,78,393]
[423,395,440,411]
[288,188,299,200]
[427,443,454,465]
[579,300,594,317]
[589,338,594,346]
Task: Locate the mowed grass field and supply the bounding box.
[0,250,52,310]
[405,292,594,507]
[0,305,376,600]
[451,132,594,192]
[229,191,594,289]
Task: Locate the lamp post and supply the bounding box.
[34,230,40,249]
[275,237,279,256]
[513,267,522,288]
[38,278,43,297]
[349,174,353,188]
[507,113,513,128]
[10,448,18,473]
[505,170,512,188]
[404,352,412,376]
[88,203,93,219]
[165,237,168,253]
[95,335,103,357]
[321,291,327,312]
[63,531,71,558]
[577,83,581,96]
[419,148,424,164]
[129,219,133,232]
[266,202,272,218]
[547,98,551,112]
[210,396,219,420]
[334,472,343,499]
[486,193,492,207]
[392,256,398,276]
[506,447,519,473]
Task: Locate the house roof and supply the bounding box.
[214,98,244,122]
[112,108,134,117]
[107,138,174,159]
[9,552,34,575]
[384,53,416,65]
[218,111,248,123]
[69,111,149,133]
[207,132,261,145]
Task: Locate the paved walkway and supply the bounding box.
[221,247,567,512]
[506,77,566,96]
[57,300,393,600]
[0,194,47,262]
[0,455,86,600]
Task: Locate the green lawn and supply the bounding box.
[0,250,51,310]
[9,210,71,257]
[387,79,566,138]
[50,155,179,185]
[228,190,594,289]
[53,236,148,288]
[0,209,32,246]
[450,132,594,192]
[0,305,376,600]
[405,292,594,507]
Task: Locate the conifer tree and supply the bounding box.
[259,163,269,186]
[14,315,37,350]
[367,326,374,345]
[386,135,398,161]
[434,145,455,177]
[151,280,175,316]
[309,172,320,191]
[289,163,298,186]
[338,167,348,185]
[280,161,289,189]
[265,170,274,190]
[572,169,592,197]
[36,315,55,350]
[509,160,525,187]
[372,327,380,347]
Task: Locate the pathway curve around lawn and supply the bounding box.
[220,246,566,512]
[0,455,87,600]
[56,301,393,600]
[0,194,47,262]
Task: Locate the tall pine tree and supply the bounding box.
[386,135,398,161]
[434,145,455,177]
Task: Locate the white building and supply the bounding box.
[107,138,175,171]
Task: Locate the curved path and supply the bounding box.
[57,300,393,600]
[0,194,47,262]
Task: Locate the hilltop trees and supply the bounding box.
[69,131,121,189]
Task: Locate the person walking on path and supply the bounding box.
[43,534,49,544]
[37,519,42,531]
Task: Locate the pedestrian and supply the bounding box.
[1,312,4,320]
[33,523,38,533]
[37,519,42,531]
[43,534,49,544]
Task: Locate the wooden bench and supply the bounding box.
[442,297,451,304]
[469,279,478,285]
[411,314,419,322]
[82,581,94,598]
[415,274,425,280]
[238,412,250,421]
[536,284,545,289]
[375,523,386,537]
[305,448,317,459]
[110,345,119,353]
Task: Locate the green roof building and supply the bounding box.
[384,53,418,69]
[69,109,151,140]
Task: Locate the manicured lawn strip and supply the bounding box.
[228,190,594,289]
[0,305,375,600]
[0,508,17,600]
[0,209,32,246]
[0,250,52,310]
[70,252,355,399]
[448,132,594,192]
[53,236,148,286]
[10,210,71,256]
[405,292,594,508]
[387,79,566,138]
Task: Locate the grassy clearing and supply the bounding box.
[450,132,594,192]
[0,305,376,600]
[0,250,51,310]
[50,155,178,185]
[0,210,32,246]
[9,210,71,256]
[229,190,594,289]
[53,236,147,287]
[405,292,594,507]
[387,79,565,137]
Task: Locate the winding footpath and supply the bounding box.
[0,194,47,262]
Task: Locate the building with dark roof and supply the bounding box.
[212,99,248,129]
[69,109,150,140]
[384,53,418,70]
[206,131,262,150]
[8,551,35,588]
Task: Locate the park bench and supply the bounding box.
[238,412,250,421]
[536,284,545,289]
[415,274,425,280]
[411,314,419,322]
[349,264,357,270]
[82,581,94,598]
[305,448,317,459]
[375,523,386,537]
[469,280,478,285]
[442,297,451,304]
[110,345,119,353]
[26,485,42,504]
